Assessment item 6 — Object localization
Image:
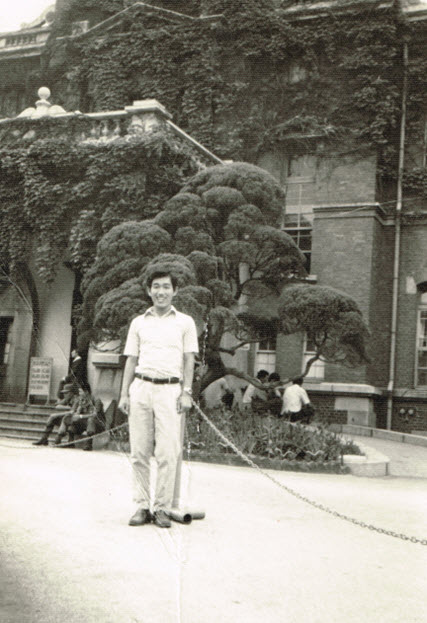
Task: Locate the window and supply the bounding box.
[416,294,427,386]
[282,155,315,274]
[302,333,324,380]
[283,212,313,273]
[256,334,277,375]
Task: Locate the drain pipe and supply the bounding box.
[386,40,408,430]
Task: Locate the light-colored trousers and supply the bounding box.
[128,378,182,511]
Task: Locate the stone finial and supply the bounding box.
[17,87,67,119]
[34,87,52,117]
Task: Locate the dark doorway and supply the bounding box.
[0,316,14,384]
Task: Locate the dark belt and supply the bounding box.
[135,373,180,384]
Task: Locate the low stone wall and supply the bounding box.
[183,449,349,474]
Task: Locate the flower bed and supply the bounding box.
[184,406,362,474]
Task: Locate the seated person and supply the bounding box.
[265,372,283,417]
[73,398,106,451]
[55,375,76,406]
[53,388,97,447]
[202,376,235,410]
[33,384,79,446]
[241,369,269,412]
[280,376,313,423]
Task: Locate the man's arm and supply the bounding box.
[178,352,195,412]
[300,387,310,405]
[119,355,138,414]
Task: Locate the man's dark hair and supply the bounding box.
[256,369,269,381]
[268,372,280,382]
[293,376,304,385]
[146,270,178,290]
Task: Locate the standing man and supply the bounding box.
[119,270,198,529]
[70,349,88,390]
[280,376,312,423]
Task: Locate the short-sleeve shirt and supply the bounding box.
[123,306,198,379]
[242,383,267,404]
[281,384,310,414]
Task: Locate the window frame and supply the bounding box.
[415,300,427,387]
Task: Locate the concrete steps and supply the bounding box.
[0,402,68,442]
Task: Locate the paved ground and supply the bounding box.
[348,434,427,478]
[1,437,426,623]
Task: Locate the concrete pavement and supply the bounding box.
[347,434,427,478]
[1,438,426,623]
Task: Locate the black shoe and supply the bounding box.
[128,508,152,526]
[153,510,171,528]
[32,438,48,446]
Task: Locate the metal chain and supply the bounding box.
[3,395,426,546]
[201,320,209,369]
[191,401,427,546]
[0,422,129,450]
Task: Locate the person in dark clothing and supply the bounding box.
[265,372,283,416]
[70,349,89,391]
[53,388,95,447]
[55,375,77,406]
[72,397,106,451]
[33,384,79,445]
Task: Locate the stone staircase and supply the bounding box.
[0,402,65,442]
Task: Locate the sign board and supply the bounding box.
[27,357,53,404]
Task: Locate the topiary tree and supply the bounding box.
[278,284,371,374]
[79,162,370,397]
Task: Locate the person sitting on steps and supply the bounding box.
[33,383,79,446]
[71,397,106,451]
[53,388,96,447]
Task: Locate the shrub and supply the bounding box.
[186,405,362,465]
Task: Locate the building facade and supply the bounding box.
[1,0,426,432]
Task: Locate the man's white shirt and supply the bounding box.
[281,384,310,414]
[124,306,198,379]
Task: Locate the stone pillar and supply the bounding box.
[311,204,393,386]
[125,99,172,135]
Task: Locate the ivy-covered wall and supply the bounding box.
[35,0,424,202]
[1,0,427,405]
[0,117,201,283]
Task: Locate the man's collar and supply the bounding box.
[144,305,177,317]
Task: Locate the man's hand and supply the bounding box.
[178,391,192,412]
[119,395,130,415]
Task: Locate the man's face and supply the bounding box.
[148,276,176,310]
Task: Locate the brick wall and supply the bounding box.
[391,400,427,434]
[310,394,347,425]
[368,220,393,385]
[315,154,377,205]
[311,206,389,385]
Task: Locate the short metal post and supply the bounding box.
[170,411,205,523]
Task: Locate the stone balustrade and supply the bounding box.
[0,27,50,58]
[0,86,223,164]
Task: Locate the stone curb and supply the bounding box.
[330,424,427,448]
[182,450,350,474]
[342,441,389,477]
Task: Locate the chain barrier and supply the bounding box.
[0,422,129,450]
[191,401,427,547]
